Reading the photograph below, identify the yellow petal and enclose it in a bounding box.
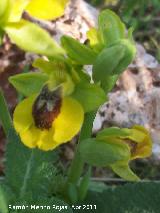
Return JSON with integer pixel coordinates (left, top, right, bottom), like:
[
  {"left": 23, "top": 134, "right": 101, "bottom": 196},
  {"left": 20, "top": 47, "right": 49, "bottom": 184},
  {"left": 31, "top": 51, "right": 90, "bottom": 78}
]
[
  {"left": 37, "top": 129, "right": 57, "bottom": 151},
  {"left": 53, "top": 97, "right": 84, "bottom": 144},
  {"left": 8, "top": 0, "right": 30, "bottom": 22},
  {"left": 87, "top": 28, "right": 99, "bottom": 47},
  {"left": 13, "top": 95, "right": 37, "bottom": 133},
  {"left": 127, "top": 128, "right": 146, "bottom": 143},
  {"left": 20, "top": 124, "right": 41, "bottom": 148},
  {"left": 0, "top": 0, "right": 10, "bottom": 24},
  {"left": 26, "top": 0, "right": 69, "bottom": 20},
  {"left": 87, "top": 27, "right": 103, "bottom": 52},
  {"left": 131, "top": 125, "right": 152, "bottom": 159}
]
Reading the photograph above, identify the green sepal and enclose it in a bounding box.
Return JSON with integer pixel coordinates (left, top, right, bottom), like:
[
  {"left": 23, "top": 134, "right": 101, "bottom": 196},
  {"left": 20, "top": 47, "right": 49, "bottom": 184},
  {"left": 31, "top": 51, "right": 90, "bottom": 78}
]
[
  {"left": 79, "top": 138, "right": 130, "bottom": 167},
  {"left": 71, "top": 82, "right": 106, "bottom": 112},
  {"left": 93, "top": 40, "right": 136, "bottom": 91},
  {"left": 61, "top": 35, "right": 97, "bottom": 65},
  {"left": 5, "top": 19, "right": 65, "bottom": 57},
  {"left": 97, "top": 127, "right": 131, "bottom": 140},
  {"left": 71, "top": 64, "right": 91, "bottom": 83},
  {"left": 76, "top": 69, "right": 91, "bottom": 83},
  {"left": 78, "top": 168, "right": 91, "bottom": 201},
  {"left": 33, "top": 58, "right": 75, "bottom": 96},
  {"left": 93, "top": 44, "right": 125, "bottom": 83},
  {"left": 112, "top": 39, "right": 136, "bottom": 75},
  {"left": 0, "top": 89, "right": 12, "bottom": 136},
  {"left": 111, "top": 162, "right": 140, "bottom": 181},
  {"left": 67, "top": 183, "right": 78, "bottom": 204},
  {"left": 9, "top": 72, "right": 48, "bottom": 96},
  {"left": 33, "top": 58, "right": 67, "bottom": 75},
  {"left": 98, "top": 9, "right": 126, "bottom": 46},
  {"left": 102, "top": 74, "right": 119, "bottom": 93}
]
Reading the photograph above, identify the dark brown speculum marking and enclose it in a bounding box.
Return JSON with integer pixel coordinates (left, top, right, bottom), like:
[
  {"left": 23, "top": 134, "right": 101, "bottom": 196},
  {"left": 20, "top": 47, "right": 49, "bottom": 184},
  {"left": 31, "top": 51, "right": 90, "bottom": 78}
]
[
  {"left": 32, "top": 85, "right": 62, "bottom": 130},
  {"left": 124, "top": 139, "right": 138, "bottom": 155}
]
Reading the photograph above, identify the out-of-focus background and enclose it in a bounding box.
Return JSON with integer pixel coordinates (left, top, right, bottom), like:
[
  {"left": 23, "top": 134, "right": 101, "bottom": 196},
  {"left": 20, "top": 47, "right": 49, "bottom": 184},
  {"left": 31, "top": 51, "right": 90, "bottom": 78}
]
[{"left": 0, "top": 0, "right": 160, "bottom": 182}]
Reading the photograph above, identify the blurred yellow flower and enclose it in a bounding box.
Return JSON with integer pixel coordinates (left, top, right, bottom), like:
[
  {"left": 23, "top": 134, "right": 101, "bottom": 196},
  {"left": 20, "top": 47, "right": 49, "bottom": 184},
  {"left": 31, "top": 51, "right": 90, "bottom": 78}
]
[
  {"left": 9, "top": 0, "right": 69, "bottom": 22},
  {"left": 13, "top": 85, "right": 84, "bottom": 151}
]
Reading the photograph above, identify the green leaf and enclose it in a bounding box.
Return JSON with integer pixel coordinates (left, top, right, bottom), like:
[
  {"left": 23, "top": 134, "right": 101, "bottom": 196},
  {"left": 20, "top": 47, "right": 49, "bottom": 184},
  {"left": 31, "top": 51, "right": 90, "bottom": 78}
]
[
  {"left": 71, "top": 83, "right": 106, "bottom": 112},
  {"left": 5, "top": 19, "right": 65, "bottom": 56},
  {"left": 76, "top": 182, "right": 160, "bottom": 213},
  {"left": 93, "top": 44, "right": 125, "bottom": 84},
  {"left": 11, "top": 197, "right": 73, "bottom": 213},
  {"left": 5, "top": 128, "right": 57, "bottom": 198},
  {"left": 111, "top": 163, "right": 140, "bottom": 182},
  {"left": 0, "top": 89, "right": 12, "bottom": 136},
  {"left": 9, "top": 72, "right": 48, "bottom": 96},
  {"left": 61, "top": 36, "right": 97, "bottom": 65},
  {"left": 98, "top": 9, "right": 126, "bottom": 46},
  {"left": 88, "top": 181, "right": 107, "bottom": 193},
  {"left": 79, "top": 138, "right": 130, "bottom": 167},
  {"left": 0, "top": 185, "right": 10, "bottom": 213}
]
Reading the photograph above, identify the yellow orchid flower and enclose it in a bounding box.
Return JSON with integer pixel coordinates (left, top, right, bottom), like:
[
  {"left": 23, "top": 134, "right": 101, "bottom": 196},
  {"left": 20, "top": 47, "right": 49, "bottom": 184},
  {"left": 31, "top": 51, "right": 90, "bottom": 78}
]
[
  {"left": 97, "top": 125, "right": 152, "bottom": 160},
  {"left": 124, "top": 125, "right": 152, "bottom": 160},
  {"left": 112, "top": 125, "right": 152, "bottom": 181},
  {"left": 13, "top": 85, "right": 84, "bottom": 151},
  {"left": 97, "top": 125, "right": 152, "bottom": 181}
]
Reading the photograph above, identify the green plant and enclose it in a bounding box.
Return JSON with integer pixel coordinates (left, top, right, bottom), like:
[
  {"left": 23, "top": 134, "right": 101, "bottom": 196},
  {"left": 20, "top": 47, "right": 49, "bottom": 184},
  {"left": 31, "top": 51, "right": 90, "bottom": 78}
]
[{"left": 0, "top": 2, "right": 154, "bottom": 212}]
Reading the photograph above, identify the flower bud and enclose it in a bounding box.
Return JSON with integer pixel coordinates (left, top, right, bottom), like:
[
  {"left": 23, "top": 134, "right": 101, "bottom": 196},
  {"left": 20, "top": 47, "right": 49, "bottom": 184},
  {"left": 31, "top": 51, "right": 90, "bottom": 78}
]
[{"left": 93, "top": 38, "right": 136, "bottom": 91}]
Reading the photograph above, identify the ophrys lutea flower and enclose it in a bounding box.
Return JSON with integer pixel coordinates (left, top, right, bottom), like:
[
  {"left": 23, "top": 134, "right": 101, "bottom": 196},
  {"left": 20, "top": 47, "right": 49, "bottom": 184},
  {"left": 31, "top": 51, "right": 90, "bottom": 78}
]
[
  {"left": 97, "top": 125, "right": 152, "bottom": 181},
  {"left": 13, "top": 84, "right": 84, "bottom": 151}
]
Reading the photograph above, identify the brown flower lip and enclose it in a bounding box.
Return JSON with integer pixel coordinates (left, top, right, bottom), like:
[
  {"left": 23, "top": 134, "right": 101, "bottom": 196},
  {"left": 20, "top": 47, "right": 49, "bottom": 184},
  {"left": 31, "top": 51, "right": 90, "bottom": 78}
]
[
  {"left": 32, "top": 85, "right": 62, "bottom": 130},
  {"left": 124, "top": 139, "right": 138, "bottom": 156}
]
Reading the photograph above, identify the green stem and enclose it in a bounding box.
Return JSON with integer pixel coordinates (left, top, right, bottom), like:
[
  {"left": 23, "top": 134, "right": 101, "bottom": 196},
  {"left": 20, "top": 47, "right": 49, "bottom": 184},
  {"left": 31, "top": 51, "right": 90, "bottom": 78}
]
[
  {"left": 67, "top": 111, "right": 96, "bottom": 184},
  {"left": 0, "top": 88, "right": 12, "bottom": 136}
]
